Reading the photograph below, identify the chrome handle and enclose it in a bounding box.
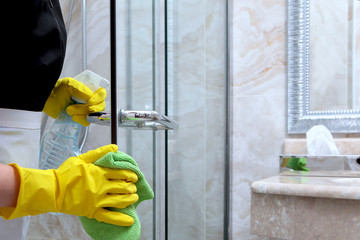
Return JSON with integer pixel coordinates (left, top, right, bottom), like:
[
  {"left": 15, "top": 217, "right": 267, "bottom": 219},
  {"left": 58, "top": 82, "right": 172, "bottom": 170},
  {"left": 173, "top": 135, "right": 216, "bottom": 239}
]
[{"left": 87, "top": 109, "right": 178, "bottom": 131}]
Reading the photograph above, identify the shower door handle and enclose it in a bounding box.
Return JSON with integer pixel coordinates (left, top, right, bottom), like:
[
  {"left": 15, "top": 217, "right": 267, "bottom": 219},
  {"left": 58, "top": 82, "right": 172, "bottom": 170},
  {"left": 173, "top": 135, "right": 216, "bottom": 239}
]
[{"left": 87, "top": 109, "right": 178, "bottom": 131}]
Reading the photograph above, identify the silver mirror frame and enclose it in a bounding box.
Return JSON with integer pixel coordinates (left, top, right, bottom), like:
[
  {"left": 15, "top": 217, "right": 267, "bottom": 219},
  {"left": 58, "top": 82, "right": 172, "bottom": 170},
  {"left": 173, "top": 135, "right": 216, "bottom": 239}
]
[{"left": 287, "top": 0, "right": 360, "bottom": 134}]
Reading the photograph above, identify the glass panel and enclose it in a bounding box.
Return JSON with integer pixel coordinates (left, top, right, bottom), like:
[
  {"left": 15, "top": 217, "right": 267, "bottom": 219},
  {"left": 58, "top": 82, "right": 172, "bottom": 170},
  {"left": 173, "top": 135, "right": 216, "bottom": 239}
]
[
  {"left": 117, "top": 0, "right": 227, "bottom": 239},
  {"left": 116, "top": 1, "right": 162, "bottom": 239},
  {"left": 166, "top": 0, "right": 227, "bottom": 239}
]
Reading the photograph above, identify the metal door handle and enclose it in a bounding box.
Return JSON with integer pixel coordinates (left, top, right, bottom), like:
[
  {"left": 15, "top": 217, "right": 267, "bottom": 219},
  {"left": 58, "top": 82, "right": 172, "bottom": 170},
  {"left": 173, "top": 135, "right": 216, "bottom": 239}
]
[{"left": 87, "top": 109, "right": 178, "bottom": 131}]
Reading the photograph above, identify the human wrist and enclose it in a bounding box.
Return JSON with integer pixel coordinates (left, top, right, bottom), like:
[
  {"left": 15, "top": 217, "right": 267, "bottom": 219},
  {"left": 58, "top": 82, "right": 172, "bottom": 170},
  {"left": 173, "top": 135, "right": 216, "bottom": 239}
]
[
  {"left": 1, "top": 164, "right": 58, "bottom": 219},
  {"left": 0, "top": 164, "right": 20, "bottom": 207}
]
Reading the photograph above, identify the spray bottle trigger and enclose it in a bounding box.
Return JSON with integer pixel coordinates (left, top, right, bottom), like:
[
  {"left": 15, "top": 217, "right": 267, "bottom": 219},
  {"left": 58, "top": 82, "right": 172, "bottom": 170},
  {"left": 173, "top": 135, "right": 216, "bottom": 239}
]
[{"left": 70, "top": 96, "right": 88, "bottom": 104}]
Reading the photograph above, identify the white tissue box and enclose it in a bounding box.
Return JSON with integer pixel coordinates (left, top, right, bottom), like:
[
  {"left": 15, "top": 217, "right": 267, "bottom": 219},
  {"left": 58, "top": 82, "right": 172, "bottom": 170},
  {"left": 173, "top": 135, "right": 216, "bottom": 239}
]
[{"left": 279, "top": 155, "right": 360, "bottom": 172}]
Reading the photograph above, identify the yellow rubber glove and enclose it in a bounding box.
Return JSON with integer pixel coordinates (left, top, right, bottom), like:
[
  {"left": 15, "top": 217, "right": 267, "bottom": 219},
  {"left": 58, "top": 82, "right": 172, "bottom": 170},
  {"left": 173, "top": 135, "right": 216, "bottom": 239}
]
[
  {"left": 0, "top": 145, "right": 139, "bottom": 226},
  {"left": 43, "top": 77, "right": 106, "bottom": 126}
]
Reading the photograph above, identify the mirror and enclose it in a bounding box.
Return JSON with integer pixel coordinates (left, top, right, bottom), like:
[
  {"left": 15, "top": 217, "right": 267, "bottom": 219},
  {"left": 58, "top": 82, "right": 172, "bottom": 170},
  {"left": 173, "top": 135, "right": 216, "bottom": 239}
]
[{"left": 287, "top": 0, "right": 360, "bottom": 134}]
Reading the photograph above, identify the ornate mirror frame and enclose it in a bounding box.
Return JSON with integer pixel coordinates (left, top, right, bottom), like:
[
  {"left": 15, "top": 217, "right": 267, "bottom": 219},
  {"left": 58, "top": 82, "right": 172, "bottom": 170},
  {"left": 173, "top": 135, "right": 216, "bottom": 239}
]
[{"left": 287, "top": 0, "right": 360, "bottom": 134}]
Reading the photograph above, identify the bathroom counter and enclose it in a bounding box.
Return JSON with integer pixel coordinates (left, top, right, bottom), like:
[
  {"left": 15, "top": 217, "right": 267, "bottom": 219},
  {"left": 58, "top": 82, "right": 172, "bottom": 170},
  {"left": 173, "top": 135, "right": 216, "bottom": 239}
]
[
  {"left": 250, "top": 171, "right": 360, "bottom": 240},
  {"left": 251, "top": 170, "right": 360, "bottom": 200}
]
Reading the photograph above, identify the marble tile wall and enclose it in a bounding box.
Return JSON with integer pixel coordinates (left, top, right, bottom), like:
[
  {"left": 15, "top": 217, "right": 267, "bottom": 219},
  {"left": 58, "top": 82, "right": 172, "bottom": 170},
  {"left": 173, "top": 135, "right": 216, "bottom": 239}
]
[
  {"left": 231, "top": 0, "right": 360, "bottom": 239},
  {"left": 231, "top": 0, "right": 287, "bottom": 238}
]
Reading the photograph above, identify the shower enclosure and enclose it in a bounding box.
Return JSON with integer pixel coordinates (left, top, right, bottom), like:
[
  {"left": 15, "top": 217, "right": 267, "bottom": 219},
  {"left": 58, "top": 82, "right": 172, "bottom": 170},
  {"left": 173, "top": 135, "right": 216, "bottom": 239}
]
[
  {"left": 113, "top": 2, "right": 230, "bottom": 238},
  {"left": 32, "top": 0, "right": 229, "bottom": 239}
]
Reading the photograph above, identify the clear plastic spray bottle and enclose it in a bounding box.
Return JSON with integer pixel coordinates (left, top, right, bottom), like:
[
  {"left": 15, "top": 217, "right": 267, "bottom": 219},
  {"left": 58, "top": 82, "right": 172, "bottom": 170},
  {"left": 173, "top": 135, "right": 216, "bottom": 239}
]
[{"left": 39, "top": 70, "right": 109, "bottom": 170}]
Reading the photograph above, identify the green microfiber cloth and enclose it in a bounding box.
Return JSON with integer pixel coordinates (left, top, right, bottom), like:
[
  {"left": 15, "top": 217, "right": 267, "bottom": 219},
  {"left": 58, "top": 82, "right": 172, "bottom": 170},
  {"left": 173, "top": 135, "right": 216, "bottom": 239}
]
[{"left": 79, "top": 151, "right": 154, "bottom": 240}]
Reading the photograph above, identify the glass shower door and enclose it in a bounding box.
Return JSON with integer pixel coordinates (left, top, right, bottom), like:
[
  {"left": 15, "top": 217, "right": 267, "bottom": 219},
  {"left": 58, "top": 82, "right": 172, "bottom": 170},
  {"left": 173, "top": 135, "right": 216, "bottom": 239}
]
[
  {"left": 115, "top": 1, "right": 166, "bottom": 239},
  {"left": 115, "top": 0, "right": 228, "bottom": 239},
  {"left": 165, "top": 0, "right": 228, "bottom": 239}
]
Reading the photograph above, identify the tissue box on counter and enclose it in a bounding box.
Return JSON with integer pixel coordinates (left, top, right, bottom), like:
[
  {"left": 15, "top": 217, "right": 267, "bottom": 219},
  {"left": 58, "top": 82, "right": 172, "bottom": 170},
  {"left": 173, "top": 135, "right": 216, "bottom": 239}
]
[
  {"left": 279, "top": 155, "right": 360, "bottom": 172},
  {"left": 281, "top": 125, "right": 360, "bottom": 172}
]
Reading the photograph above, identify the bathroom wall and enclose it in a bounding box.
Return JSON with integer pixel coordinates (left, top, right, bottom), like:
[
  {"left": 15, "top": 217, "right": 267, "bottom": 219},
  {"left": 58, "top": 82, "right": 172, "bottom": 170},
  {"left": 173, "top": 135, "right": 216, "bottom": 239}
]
[
  {"left": 230, "top": 0, "right": 287, "bottom": 238},
  {"left": 231, "top": 0, "right": 360, "bottom": 239}
]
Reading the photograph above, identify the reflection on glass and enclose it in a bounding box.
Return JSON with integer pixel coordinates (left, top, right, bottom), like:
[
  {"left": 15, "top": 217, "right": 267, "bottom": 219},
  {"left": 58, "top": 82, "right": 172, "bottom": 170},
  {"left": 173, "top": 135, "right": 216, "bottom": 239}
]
[{"left": 309, "top": 0, "right": 360, "bottom": 111}]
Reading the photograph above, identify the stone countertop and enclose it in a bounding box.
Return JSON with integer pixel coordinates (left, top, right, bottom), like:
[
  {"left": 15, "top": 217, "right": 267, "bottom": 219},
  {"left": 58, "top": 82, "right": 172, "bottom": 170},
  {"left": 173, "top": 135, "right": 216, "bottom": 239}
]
[{"left": 251, "top": 171, "right": 360, "bottom": 200}]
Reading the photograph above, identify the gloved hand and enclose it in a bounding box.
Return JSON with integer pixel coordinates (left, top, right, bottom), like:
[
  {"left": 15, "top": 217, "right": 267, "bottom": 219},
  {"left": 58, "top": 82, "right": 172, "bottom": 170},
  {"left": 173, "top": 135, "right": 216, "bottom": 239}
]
[
  {"left": 43, "top": 77, "right": 106, "bottom": 126},
  {"left": 0, "top": 145, "right": 139, "bottom": 226}
]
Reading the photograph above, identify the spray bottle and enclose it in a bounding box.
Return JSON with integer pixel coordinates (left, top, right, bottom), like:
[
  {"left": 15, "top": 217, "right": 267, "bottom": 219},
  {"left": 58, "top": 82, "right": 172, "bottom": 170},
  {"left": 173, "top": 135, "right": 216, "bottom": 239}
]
[{"left": 39, "top": 70, "right": 109, "bottom": 170}]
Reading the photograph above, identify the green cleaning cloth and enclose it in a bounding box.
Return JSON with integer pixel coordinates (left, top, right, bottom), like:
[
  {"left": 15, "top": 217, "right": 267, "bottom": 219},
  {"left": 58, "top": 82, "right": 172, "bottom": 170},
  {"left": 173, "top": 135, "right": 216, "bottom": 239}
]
[{"left": 79, "top": 151, "right": 154, "bottom": 240}]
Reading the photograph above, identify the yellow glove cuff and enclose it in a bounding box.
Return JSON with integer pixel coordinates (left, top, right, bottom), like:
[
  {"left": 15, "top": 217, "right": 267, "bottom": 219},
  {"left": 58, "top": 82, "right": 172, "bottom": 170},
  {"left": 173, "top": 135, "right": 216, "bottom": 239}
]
[{"left": 0, "top": 165, "right": 57, "bottom": 219}]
